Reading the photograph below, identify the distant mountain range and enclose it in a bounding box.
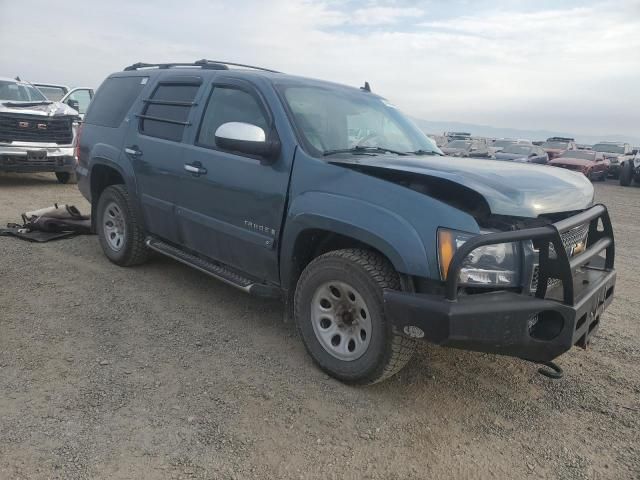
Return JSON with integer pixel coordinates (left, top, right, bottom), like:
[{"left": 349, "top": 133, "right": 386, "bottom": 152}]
[{"left": 412, "top": 118, "right": 640, "bottom": 146}]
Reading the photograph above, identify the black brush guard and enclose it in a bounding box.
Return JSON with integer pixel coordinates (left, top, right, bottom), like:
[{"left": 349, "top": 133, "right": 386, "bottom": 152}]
[{"left": 384, "top": 204, "right": 616, "bottom": 362}]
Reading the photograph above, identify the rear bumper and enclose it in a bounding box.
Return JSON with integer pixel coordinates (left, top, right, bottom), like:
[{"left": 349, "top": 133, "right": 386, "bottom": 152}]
[
  {"left": 385, "top": 267, "right": 615, "bottom": 362},
  {"left": 0, "top": 144, "right": 75, "bottom": 173},
  {"left": 385, "top": 204, "right": 616, "bottom": 362}
]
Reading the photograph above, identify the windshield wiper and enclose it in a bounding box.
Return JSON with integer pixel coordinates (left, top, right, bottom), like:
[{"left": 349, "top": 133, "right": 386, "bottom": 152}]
[
  {"left": 323, "top": 146, "right": 408, "bottom": 157},
  {"left": 407, "top": 149, "right": 443, "bottom": 156}
]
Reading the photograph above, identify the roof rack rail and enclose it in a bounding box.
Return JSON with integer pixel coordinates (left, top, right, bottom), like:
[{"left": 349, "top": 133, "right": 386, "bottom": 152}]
[{"left": 123, "top": 59, "right": 281, "bottom": 73}]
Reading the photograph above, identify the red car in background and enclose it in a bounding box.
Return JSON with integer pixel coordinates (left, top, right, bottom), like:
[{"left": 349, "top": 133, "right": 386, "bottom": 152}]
[
  {"left": 548, "top": 150, "right": 609, "bottom": 181},
  {"left": 541, "top": 136, "right": 577, "bottom": 160}
]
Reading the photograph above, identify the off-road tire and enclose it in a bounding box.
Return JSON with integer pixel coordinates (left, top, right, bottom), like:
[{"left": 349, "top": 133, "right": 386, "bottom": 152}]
[
  {"left": 620, "top": 161, "right": 633, "bottom": 186},
  {"left": 294, "top": 248, "right": 416, "bottom": 385},
  {"left": 96, "top": 184, "right": 150, "bottom": 266},
  {"left": 55, "top": 172, "right": 71, "bottom": 184}
]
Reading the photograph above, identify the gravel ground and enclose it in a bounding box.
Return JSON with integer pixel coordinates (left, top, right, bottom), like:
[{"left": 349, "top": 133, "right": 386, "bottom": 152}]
[{"left": 0, "top": 172, "right": 639, "bottom": 480}]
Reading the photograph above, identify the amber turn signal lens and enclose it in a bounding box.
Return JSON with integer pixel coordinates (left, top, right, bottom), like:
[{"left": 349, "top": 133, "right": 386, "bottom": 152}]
[{"left": 438, "top": 229, "right": 455, "bottom": 280}]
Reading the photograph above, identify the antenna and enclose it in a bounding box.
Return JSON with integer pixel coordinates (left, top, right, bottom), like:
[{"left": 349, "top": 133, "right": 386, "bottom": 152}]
[{"left": 360, "top": 81, "right": 371, "bottom": 92}]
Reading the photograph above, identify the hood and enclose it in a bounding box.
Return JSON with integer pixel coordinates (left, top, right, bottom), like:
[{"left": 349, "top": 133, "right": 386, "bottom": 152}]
[
  {"left": 0, "top": 100, "right": 79, "bottom": 117},
  {"left": 549, "top": 157, "right": 593, "bottom": 168},
  {"left": 330, "top": 155, "right": 594, "bottom": 218}
]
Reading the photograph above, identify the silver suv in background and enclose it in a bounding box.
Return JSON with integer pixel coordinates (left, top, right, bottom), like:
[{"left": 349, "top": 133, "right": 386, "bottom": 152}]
[
  {"left": 0, "top": 77, "right": 80, "bottom": 183},
  {"left": 592, "top": 141, "right": 634, "bottom": 178}
]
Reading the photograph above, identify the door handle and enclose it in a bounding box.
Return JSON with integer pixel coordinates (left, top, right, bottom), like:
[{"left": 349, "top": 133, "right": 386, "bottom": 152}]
[
  {"left": 184, "top": 162, "right": 207, "bottom": 176},
  {"left": 124, "top": 146, "right": 142, "bottom": 157}
]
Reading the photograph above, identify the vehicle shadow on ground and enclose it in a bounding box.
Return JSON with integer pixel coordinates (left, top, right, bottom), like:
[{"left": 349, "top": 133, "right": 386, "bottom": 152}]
[
  {"left": 146, "top": 252, "right": 540, "bottom": 395},
  {"left": 0, "top": 172, "right": 61, "bottom": 187}
]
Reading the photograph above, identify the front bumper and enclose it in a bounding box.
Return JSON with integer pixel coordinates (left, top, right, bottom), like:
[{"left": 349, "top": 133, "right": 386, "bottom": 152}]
[
  {"left": 385, "top": 205, "right": 616, "bottom": 363},
  {"left": 0, "top": 144, "right": 75, "bottom": 173}
]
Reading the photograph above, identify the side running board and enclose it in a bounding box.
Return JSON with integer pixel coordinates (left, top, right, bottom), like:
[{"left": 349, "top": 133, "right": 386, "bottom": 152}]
[{"left": 145, "top": 237, "right": 280, "bottom": 298}]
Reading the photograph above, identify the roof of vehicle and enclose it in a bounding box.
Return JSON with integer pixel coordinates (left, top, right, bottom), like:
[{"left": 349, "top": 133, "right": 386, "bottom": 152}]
[
  {"left": 117, "top": 59, "right": 381, "bottom": 97},
  {"left": 546, "top": 136, "right": 575, "bottom": 142},
  {"left": 594, "top": 141, "right": 627, "bottom": 146},
  {"left": 0, "top": 76, "right": 25, "bottom": 83},
  {"left": 33, "top": 82, "right": 70, "bottom": 89}
]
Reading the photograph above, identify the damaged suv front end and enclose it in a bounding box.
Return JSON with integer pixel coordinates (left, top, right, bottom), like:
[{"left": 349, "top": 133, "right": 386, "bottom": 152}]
[
  {"left": 0, "top": 77, "right": 79, "bottom": 183},
  {"left": 324, "top": 153, "right": 615, "bottom": 366},
  {"left": 386, "top": 205, "right": 615, "bottom": 363}
]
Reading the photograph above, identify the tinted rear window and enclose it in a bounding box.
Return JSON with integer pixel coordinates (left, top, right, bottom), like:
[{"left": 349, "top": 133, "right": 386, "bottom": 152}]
[
  {"left": 84, "top": 76, "right": 147, "bottom": 128},
  {"left": 139, "top": 84, "right": 199, "bottom": 142}
]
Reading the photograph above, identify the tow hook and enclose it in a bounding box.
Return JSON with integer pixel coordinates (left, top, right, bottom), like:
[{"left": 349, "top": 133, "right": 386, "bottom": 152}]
[{"left": 531, "top": 360, "right": 564, "bottom": 379}]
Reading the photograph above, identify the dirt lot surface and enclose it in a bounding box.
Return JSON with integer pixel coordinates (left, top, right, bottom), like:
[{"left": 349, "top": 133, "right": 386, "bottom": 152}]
[{"left": 0, "top": 172, "right": 639, "bottom": 480}]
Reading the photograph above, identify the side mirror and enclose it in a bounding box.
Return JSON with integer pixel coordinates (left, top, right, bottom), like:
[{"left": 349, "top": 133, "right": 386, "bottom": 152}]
[
  {"left": 528, "top": 153, "right": 536, "bottom": 158},
  {"left": 67, "top": 99, "right": 80, "bottom": 112},
  {"left": 214, "top": 122, "right": 279, "bottom": 162}
]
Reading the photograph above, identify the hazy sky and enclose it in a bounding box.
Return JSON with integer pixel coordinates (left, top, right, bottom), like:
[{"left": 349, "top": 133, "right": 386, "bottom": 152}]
[{"left": 1, "top": 0, "right": 639, "bottom": 137}]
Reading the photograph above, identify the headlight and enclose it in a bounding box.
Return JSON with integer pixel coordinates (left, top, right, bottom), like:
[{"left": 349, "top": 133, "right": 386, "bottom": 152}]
[{"left": 437, "top": 229, "right": 521, "bottom": 287}]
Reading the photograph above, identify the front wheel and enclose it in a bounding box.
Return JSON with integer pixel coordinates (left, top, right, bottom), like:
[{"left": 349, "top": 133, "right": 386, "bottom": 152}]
[
  {"left": 294, "top": 249, "right": 416, "bottom": 385},
  {"left": 620, "top": 161, "right": 633, "bottom": 186}
]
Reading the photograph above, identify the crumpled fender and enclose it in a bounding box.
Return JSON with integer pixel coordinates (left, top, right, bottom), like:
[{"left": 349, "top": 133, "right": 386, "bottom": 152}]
[{"left": 279, "top": 191, "right": 430, "bottom": 287}]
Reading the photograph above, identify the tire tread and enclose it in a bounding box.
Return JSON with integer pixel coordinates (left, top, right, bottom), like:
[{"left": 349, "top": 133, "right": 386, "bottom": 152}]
[{"left": 294, "top": 248, "right": 416, "bottom": 384}]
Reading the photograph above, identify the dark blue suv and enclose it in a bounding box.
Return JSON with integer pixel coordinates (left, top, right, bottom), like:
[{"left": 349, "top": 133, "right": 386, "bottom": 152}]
[{"left": 77, "top": 60, "right": 616, "bottom": 384}]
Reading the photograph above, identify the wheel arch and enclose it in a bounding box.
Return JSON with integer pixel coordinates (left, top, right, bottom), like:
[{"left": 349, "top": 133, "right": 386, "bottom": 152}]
[
  {"left": 280, "top": 193, "right": 431, "bottom": 293},
  {"left": 89, "top": 158, "right": 140, "bottom": 230}
]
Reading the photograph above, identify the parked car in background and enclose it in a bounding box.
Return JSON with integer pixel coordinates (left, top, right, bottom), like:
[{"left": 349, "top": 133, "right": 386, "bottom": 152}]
[
  {"left": 0, "top": 76, "right": 80, "bottom": 183},
  {"left": 494, "top": 144, "right": 548, "bottom": 163},
  {"left": 489, "top": 138, "right": 532, "bottom": 156},
  {"left": 444, "top": 131, "right": 471, "bottom": 142},
  {"left": 592, "top": 141, "right": 634, "bottom": 179},
  {"left": 577, "top": 144, "right": 593, "bottom": 151},
  {"left": 548, "top": 150, "right": 608, "bottom": 181},
  {"left": 541, "top": 136, "right": 577, "bottom": 160},
  {"left": 427, "top": 134, "right": 447, "bottom": 147},
  {"left": 619, "top": 149, "right": 640, "bottom": 186},
  {"left": 441, "top": 138, "right": 490, "bottom": 157}
]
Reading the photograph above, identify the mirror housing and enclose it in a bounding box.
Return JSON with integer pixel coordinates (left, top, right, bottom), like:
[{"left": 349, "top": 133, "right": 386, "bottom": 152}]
[
  {"left": 67, "top": 99, "right": 80, "bottom": 112},
  {"left": 214, "top": 122, "right": 279, "bottom": 163}
]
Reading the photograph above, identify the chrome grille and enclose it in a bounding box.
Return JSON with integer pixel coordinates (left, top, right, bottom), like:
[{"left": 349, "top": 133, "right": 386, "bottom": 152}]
[{"left": 530, "top": 223, "right": 589, "bottom": 292}]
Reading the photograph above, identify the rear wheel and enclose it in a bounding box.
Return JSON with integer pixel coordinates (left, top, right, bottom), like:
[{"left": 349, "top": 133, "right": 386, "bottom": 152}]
[
  {"left": 620, "top": 161, "right": 633, "bottom": 186},
  {"left": 294, "top": 249, "right": 416, "bottom": 385},
  {"left": 55, "top": 172, "right": 71, "bottom": 184},
  {"left": 96, "top": 184, "right": 150, "bottom": 266}
]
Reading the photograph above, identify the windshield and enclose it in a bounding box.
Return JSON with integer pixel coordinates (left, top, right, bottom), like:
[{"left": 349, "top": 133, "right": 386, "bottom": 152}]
[
  {"left": 0, "top": 80, "right": 48, "bottom": 102},
  {"left": 559, "top": 150, "right": 595, "bottom": 160},
  {"left": 35, "top": 85, "right": 67, "bottom": 101},
  {"left": 502, "top": 145, "right": 532, "bottom": 155},
  {"left": 592, "top": 143, "right": 624, "bottom": 154},
  {"left": 542, "top": 141, "right": 568, "bottom": 149},
  {"left": 446, "top": 140, "right": 471, "bottom": 149},
  {"left": 279, "top": 85, "right": 441, "bottom": 157},
  {"left": 492, "top": 140, "right": 515, "bottom": 148}
]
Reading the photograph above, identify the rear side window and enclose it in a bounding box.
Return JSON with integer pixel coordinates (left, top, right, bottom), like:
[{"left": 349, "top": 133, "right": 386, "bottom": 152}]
[
  {"left": 197, "top": 87, "right": 269, "bottom": 148},
  {"left": 84, "top": 76, "right": 147, "bottom": 128},
  {"left": 139, "top": 84, "right": 199, "bottom": 142}
]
